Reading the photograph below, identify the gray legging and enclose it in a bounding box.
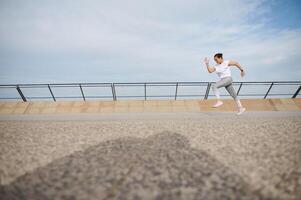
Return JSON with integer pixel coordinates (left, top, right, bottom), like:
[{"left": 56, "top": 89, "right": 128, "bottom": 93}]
[{"left": 211, "top": 76, "right": 238, "bottom": 100}]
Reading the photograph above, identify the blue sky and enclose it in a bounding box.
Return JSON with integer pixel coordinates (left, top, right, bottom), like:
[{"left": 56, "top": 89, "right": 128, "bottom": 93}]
[{"left": 0, "top": 0, "right": 301, "bottom": 84}]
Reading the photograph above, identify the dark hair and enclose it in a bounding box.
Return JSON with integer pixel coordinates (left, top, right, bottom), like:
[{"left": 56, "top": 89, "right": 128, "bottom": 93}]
[{"left": 214, "top": 53, "right": 223, "bottom": 58}]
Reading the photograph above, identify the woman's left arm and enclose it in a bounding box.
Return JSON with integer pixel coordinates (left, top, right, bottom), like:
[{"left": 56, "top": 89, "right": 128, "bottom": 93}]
[{"left": 228, "top": 60, "right": 245, "bottom": 77}]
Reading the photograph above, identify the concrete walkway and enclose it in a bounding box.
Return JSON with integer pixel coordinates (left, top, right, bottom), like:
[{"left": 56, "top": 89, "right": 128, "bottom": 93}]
[{"left": 0, "top": 111, "right": 301, "bottom": 199}]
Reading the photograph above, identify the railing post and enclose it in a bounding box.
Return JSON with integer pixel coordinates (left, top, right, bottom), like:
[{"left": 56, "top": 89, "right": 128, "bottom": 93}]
[
  {"left": 16, "top": 86, "right": 27, "bottom": 102},
  {"left": 264, "top": 82, "right": 274, "bottom": 99},
  {"left": 237, "top": 82, "right": 243, "bottom": 95},
  {"left": 144, "top": 83, "right": 147, "bottom": 100},
  {"left": 111, "top": 83, "right": 114, "bottom": 101},
  {"left": 79, "top": 84, "right": 86, "bottom": 101},
  {"left": 174, "top": 82, "right": 179, "bottom": 100},
  {"left": 292, "top": 86, "right": 301, "bottom": 98},
  {"left": 48, "top": 84, "right": 56, "bottom": 102},
  {"left": 111, "top": 83, "right": 116, "bottom": 101},
  {"left": 204, "top": 82, "right": 211, "bottom": 100}
]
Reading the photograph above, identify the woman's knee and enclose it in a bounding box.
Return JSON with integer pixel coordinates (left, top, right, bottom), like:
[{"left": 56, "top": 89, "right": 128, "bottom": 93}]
[
  {"left": 211, "top": 83, "right": 216, "bottom": 89},
  {"left": 212, "top": 83, "right": 221, "bottom": 89}
]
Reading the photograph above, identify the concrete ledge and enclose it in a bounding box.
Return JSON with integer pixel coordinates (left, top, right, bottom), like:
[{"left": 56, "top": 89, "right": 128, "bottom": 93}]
[{"left": 0, "top": 98, "right": 300, "bottom": 115}]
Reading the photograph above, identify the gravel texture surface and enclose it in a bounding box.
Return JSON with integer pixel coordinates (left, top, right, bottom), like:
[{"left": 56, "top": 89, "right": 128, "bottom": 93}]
[{"left": 0, "top": 112, "right": 301, "bottom": 199}]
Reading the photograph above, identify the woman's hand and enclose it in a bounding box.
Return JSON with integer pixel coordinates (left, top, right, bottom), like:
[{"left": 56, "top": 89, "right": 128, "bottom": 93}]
[
  {"left": 240, "top": 69, "right": 246, "bottom": 77},
  {"left": 204, "top": 57, "right": 216, "bottom": 73},
  {"left": 204, "top": 57, "right": 209, "bottom": 65}
]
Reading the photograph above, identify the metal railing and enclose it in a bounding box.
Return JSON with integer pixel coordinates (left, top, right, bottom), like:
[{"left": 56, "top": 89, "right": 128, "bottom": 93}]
[{"left": 0, "top": 81, "right": 300, "bottom": 102}]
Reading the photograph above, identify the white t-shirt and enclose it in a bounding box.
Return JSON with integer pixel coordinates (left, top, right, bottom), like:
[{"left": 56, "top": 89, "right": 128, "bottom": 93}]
[{"left": 215, "top": 60, "right": 231, "bottom": 79}]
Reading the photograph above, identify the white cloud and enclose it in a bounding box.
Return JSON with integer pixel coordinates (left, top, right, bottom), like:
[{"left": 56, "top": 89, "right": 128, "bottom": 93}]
[{"left": 0, "top": 0, "right": 300, "bottom": 83}]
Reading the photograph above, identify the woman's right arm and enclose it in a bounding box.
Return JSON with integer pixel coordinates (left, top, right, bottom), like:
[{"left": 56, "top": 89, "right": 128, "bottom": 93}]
[
  {"left": 204, "top": 57, "right": 216, "bottom": 73},
  {"left": 228, "top": 60, "right": 245, "bottom": 77}
]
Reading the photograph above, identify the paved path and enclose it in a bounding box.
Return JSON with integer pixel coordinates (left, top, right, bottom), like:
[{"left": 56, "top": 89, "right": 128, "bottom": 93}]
[{"left": 1, "top": 111, "right": 301, "bottom": 199}]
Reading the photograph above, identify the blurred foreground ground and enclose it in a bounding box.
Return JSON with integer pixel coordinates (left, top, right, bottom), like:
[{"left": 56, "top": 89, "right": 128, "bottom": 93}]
[{"left": 0, "top": 111, "right": 301, "bottom": 200}]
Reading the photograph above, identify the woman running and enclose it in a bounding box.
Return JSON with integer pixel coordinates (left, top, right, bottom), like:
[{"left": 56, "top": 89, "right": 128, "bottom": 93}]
[{"left": 204, "top": 53, "right": 246, "bottom": 115}]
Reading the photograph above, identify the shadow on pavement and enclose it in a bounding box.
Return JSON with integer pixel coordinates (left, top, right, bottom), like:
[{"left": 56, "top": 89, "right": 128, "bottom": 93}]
[{"left": 1, "top": 131, "right": 266, "bottom": 200}]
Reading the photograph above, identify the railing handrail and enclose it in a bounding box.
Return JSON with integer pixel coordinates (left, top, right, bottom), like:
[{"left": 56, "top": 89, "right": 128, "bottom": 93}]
[{"left": 1, "top": 80, "right": 301, "bottom": 87}]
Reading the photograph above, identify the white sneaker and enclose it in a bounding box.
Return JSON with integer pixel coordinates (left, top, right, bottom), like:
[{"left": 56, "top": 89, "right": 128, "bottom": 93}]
[
  {"left": 212, "top": 101, "right": 223, "bottom": 108},
  {"left": 236, "top": 107, "right": 246, "bottom": 115}
]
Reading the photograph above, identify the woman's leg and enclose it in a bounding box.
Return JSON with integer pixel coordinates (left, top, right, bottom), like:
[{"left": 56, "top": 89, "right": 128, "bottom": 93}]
[
  {"left": 212, "top": 77, "right": 233, "bottom": 99},
  {"left": 211, "top": 83, "right": 221, "bottom": 100},
  {"left": 211, "top": 77, "right": 233, "bottom": 107},
  {"left": 225, "top": 83, "right": 246, "bottom": 114},
  {"left": 225, "top": 84, "right": 242, "bottom": 108}
]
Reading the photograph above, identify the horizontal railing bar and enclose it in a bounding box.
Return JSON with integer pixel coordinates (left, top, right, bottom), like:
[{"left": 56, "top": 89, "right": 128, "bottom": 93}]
[
  {"left": 236, "top": 93, "right": 294, "bottom": 96},
  {"left": 115, "top": 85, "right": 178, "bottom": 87},
  {"left": 77, "top": 85, "right": 112, "bottom": 88},
  {"left": 114, "top": 82, "right": 208, "bottom": 84},
  {"left": 0, "top": 86, "right": 17, "bottom": 88},
  {"left": 38, "top": 83, "right": 301, "bottom": 87},
  {"left": 0, "top": 81, "right": 301, "bottom": 87},
  {"left": 61, "top": 84, "right": 111, "bottom": 87},
  {"left": 83, "top": 96, "right": 117, "bottom": 99},
  {"left": 4, "top": 83, "right": 112, "bottom": 86},
  {"left": 112, "top": 81, "right": 301, "bottom": 84},
  {"left": 23, "top": 96, "right": 114, "bottom": 99},
  {"left": 25, "top": 97, "right": 53, "bottom": 99},
  {"left": 45, "top": 96, "right": 113, "bottom": 99},
  {"left": 260, "top": 94, "right": 298, "bottom": 96},
  {"left": 73, "top": 96, "right": 115, "bottom": 98},
  {"left": 86, "top": 82, "right": 301, "bottom": 87},
  {"left": 0, "top": 97, "right": 21, "bottom": 100}
]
